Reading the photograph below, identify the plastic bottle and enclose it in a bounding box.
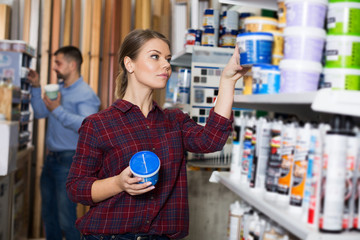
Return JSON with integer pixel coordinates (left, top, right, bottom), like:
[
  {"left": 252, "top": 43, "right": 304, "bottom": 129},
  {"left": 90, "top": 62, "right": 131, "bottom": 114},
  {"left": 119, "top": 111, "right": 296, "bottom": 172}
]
[
  {"left": 231, "top": 116, "right": 244, "bottom": 181},
  {"left": 308, "top": 124, "right": 331, "bottom": 228},
  {"left": 343, "top": 117, "right": 358, "bottom": 230},
  {"left": 264, "top": 120, "right": 283, "bottom": 201},
  {"left": 289, "top": 123, "right": 312, "bottom": 215},
  {"left": 246, "top": 212, "right": 260, "bottom": 240},
  {"left": 241, "top": 117, "right": 256, "bottom": 183},
  {"left": 277, "top": 123, "right": 297, "bottom": 205},
  {"left": 354, "top": 129, "right": 360, "bottom": 230},
  {"left": 320, "top": 115, "right": 348, "bottom": 232},
  {"left": 228, "top": 201, "right": 245, "bottom": 240}
]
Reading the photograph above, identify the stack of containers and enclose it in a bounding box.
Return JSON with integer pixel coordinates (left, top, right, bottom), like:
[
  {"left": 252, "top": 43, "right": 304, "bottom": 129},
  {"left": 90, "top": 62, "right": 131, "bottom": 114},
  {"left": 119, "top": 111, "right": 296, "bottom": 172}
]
[
  {"left": 201, "top": 9, "right": 220, "bottom": 47},
  {"left": 323, "top": 0, "right": 360, "bottom": 90},
  {"left": 219, "top": 10, "right": 239, "bottom": 48},
  {"left": 279, "top": 0, "right": 328, "bottom": 93},
  {"left": 237, "top": 16, "right": 282, "bottom": 95}
]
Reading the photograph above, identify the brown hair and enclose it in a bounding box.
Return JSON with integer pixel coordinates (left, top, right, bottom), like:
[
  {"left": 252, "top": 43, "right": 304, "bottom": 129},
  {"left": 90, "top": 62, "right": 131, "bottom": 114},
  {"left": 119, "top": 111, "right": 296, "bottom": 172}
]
[{"left": 114, "top": 29, "right": 171, "bottom": 99}]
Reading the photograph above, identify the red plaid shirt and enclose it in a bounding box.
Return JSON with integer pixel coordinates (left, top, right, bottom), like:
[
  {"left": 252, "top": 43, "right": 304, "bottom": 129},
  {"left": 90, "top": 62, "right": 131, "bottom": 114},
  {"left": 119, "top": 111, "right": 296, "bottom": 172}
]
[{"left": 66, "top": 99, "right": 233, "bottom": 239}]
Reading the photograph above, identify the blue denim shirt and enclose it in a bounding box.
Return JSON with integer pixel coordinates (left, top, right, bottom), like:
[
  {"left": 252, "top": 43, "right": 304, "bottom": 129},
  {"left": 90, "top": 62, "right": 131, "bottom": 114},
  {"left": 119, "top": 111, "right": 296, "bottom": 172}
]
[{"left": 31, "top": 77, "right": 100, "bottom": 151}]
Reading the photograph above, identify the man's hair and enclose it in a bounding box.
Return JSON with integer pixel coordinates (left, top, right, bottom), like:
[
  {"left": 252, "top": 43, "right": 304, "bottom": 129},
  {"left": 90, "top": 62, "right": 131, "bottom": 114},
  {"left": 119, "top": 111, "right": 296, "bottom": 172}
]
[{"left": 54, "top": 46, "right": 83, "bottom": 73}]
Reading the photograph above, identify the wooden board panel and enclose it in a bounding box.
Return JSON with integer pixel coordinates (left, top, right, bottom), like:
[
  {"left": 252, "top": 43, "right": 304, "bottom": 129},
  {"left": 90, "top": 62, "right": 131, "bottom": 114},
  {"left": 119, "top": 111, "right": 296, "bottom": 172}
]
[
  {"left": 89, "top": 0, "right": 102, "bottom": 94},
  {"left": 71, "top": 0, "right": 81, "bottom": 47},
  {"left": 50, "top": 0, "right": 61, "bottom": 84},
  {"left": 120, "top": 0, "right": 131, "bottom": 42},
  {"left": 135, "top": 0, "right": 142, "bottom": 29},
  {"left": 22, "top": 0, "right": 31, "bottom": 42},
  {"left": 99, "top": 0, "right": 114, "bottom": 110},
  {"left": 81, "top": 0, "right": 92, "bottom": 84},
  {"left": 63, "top": 0, "right": 72, "bottom": 46},
  {"left": 32, "top": 0, "right": 52, "bottom": 237},
  {"left": 0, "top": 4, "right": 11, "bottom": 39},
  {"left": 141, "top": 0, "right": 151, "bottom": 29}
]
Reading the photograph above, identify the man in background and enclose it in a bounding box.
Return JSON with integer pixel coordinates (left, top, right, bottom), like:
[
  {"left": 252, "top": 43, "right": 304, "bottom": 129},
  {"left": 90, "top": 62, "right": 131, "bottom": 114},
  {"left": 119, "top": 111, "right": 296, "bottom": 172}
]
[{"left": 28, "top": 46, "right": 100, "bottom": 240}]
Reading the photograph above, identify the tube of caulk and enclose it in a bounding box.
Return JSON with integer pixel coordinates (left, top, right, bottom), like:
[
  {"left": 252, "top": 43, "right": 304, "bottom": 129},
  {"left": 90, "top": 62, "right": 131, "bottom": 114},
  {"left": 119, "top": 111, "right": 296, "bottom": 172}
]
[
  {"left": 264, "top": 120, "right": 283, "bottom": 202},
  {"left": 320, "top": 115, "right": 347, "bottom": 233},
  {"left": 354, "top": 129, "right": 360, "bottom": 230},
  {"left": 277, "top": 122, "right": 297, "bottom": 206},
  {"left": 228, "top": 201, "right": 245, "bottom": 240},
  {"left": 343, "top": 117, "right": 358, "bottom": 230},
  {"left": 289, "top": 123, "right": 311, "bottom": 216},
  {"left": 230, "top": 115, "right": 244, "bottom": 181},
  {"left": 241, "top": 117, "right": 256, "bottom": 183},
  {"left": 307, "top": 124, "right": 330, "bottom": 228},
  {"left": 253, "top": 118, "right": 272, "bottom": 191},
  {"left": 249, "top": 117, "right": 262, "bottom": 188}
]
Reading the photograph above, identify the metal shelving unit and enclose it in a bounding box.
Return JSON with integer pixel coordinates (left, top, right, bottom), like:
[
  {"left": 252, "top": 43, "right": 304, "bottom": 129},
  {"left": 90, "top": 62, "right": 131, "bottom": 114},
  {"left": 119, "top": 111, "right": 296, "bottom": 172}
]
[{"left": 211, "top": 171, "right": 360, "bottom": 240}]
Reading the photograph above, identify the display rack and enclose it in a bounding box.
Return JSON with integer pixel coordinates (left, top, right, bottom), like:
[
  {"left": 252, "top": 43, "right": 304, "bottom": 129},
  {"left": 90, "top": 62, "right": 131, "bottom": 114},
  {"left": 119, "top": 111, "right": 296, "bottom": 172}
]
[
  {"left": 210, "top": 171, "right": 360, "bottom": 240},
  {"left": 219, "top": 0, "right": 278, "bottom": 10}
]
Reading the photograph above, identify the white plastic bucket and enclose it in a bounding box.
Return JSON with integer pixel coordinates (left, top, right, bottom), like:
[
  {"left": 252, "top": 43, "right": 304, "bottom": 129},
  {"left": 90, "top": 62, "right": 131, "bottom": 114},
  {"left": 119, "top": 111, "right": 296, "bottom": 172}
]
[
  {"left": 284, "top": 27, "right": 326, "bottom": 62},
  {"left": 327, "top": 2, "right": 360, "bottom": 36},
  {"left": 279, "top": 60, "right": 323, "bottom": 93},
  {"left": 323, "top": 68, "right": 360, "bottom": 90},
  {"left": 325, "top": 35, "right": 360, "bottom": 69},
  {"left": 285, "top": 0, "right": 328, "bottom": 28}
]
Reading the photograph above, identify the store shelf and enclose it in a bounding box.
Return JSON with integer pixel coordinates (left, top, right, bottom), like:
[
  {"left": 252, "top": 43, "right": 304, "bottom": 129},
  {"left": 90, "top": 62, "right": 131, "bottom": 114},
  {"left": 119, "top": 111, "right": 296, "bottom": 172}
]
[
  {"left": 233, "top": 92, "right": 318, "bottom": 120},
  {"left": 210, "top": 171, "right": 360, "bottom": 240},
  {"left": 219, "top": 0, "right": 278, "bottom": 10},
  {"left": 187, "top": 159, "right": 230, "bottom": 169},
  {"left": 311, "top": 89, "right": 360, "bottom": 118},
  {"left": 171, "top": 45, "right": 193, "bottom": 68}
]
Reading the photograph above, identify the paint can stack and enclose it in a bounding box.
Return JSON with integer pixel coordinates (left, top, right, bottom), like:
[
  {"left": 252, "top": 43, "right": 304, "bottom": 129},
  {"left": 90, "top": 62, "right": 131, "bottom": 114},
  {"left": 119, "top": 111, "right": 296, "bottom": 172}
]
[
  {"left": 279, "top": 0, "right": 328, "bottom": 93},
  {"left": 322, "top": 0, "right": 360, "bottom": 91}
]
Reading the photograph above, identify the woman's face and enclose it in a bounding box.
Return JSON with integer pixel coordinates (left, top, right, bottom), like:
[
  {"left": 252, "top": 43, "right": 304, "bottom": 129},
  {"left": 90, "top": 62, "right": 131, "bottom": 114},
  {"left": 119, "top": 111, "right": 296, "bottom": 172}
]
[{"left": 129, "top": 38, "right": 172, "bottom": 89}]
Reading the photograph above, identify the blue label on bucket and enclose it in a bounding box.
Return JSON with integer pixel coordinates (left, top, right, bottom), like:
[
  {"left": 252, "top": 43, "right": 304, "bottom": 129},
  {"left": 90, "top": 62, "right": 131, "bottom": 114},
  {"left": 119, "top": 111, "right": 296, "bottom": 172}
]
[{"left": 240, "top": 39, "right": 273, "bottom": 65}]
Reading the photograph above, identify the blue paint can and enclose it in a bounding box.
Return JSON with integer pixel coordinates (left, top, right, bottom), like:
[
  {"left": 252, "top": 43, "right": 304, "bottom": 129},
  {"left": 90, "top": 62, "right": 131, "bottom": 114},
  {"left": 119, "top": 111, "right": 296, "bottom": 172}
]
[
  {"left": 236, "top": 32, "right": 274, "bottom": 66},
  {"left": 129, "top": 151, "right": 160, "bottom": 186}
]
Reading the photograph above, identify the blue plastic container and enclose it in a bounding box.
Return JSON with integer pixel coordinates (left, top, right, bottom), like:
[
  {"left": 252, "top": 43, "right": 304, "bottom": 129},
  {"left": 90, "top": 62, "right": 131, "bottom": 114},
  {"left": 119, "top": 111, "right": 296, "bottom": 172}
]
[
  {"left": 258, "top": 64, "right": 281, "bottom": 94},
  {"left": 129, "top": 151, "right": 160, "bottom": 186},
  {"left": 236, "top": 32, "right": 274, "bottom": 66}
]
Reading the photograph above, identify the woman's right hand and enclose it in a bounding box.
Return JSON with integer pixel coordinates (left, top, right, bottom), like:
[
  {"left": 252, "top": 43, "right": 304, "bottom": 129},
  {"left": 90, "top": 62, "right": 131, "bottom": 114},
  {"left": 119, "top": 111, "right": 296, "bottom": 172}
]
[{"left": 116, "top": 166, "right": 155, "bottom": 195}]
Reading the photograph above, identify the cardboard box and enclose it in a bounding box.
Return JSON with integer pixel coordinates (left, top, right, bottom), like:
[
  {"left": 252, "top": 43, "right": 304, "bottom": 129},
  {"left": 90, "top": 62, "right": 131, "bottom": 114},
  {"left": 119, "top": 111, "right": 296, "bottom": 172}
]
[{"left": 0, "top": 121, "right": 18, "bottom": 176}]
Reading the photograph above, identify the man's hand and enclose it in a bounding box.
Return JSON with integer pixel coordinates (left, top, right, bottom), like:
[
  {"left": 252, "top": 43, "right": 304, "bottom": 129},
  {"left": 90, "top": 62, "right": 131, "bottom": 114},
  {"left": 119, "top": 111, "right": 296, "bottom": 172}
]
[
  {"left": 44, "top": 92, "right": 61, "bottom": 112},
  {"left": 27, "top": 69, "right": 41, "bottom": 87}
]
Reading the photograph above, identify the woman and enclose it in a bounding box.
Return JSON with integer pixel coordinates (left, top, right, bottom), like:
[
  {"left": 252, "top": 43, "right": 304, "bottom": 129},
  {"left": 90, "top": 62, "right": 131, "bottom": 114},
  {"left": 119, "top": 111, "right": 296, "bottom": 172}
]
[{"left": 66, "top": 29, "right": 249, "bottom": 240}]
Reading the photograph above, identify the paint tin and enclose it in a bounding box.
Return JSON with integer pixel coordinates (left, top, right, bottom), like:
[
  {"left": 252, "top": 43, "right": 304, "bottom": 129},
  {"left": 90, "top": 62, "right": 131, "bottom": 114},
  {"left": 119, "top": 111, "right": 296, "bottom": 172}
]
[
  {"left": 203, "top": 9, "right": 220, "bottom": 29},
  {"left": 237, "top": 32, "right": 274, "bottom": 66},
  {"left": 285, "top": 0, "right": 328, "bottom": 28},
  {"left": 323, "top": 68, "right": 360, "bottom": 90},
  {"left": 325, "top": 35, "right": 360, "bottom": 69},
  {"left": 129, "top": 151, "right": 160, "bottom": 186},
  {"left": 327, "top": 2, "right": 360, "bottom": 36},
  {"left": 283, "top": 27, "right": 326, "bottom": 62},
  {"left": 185, "top": 29, "right": 196, "bottom": 45},
  {"left": 244, "top": 16, "right": 278, "bottom": 32},
  {"left": 202, "top": 28, "right": 218, "bottom": 47},
  {"left": 279, "top": 59, "right": 323, "bottom": 93},
  {"left": 258, "top": 64, "right": 281, "bottom": 94}
]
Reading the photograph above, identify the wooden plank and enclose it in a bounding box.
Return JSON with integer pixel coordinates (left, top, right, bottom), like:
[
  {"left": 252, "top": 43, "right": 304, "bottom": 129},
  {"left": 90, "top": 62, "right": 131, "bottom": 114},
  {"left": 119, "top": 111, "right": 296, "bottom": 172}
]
[
  {"left": 142, "top": 0, "right": 151, "bottom": 29},
  {"left": 32, "top": 0, "right": 52, "bottom": 237},
  {"left": 135, "top": 0, "right": 142, "bottom": 29},
  {"left": 71, "top": 0, "right": 81, "bottom": 47},
  {"left": 99, "top": 0, "right": 114, "bottom": 110},
  {"left": 109, "top": 0, "right": 122, "bottom": 103},
  {"left": 22, "top": 0, "right": 31, "bottom": 42},
  {"left": 81, "top": 0, "right": 92, "bottom": 84},
  {"left": 63, "top": 0, "right": 72, "bottom": 46},
  {"left": 120, "top": 0, "right": 131, "bottom": 42},
  {"left": 89, "top": 0, "right": 102, "bottom": 94},
  {"left": 0, "top": 4, "right": 11, "bottom": 39},
  {"left": 50, "top": 0, "right": 61, "bottom": 84}
]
